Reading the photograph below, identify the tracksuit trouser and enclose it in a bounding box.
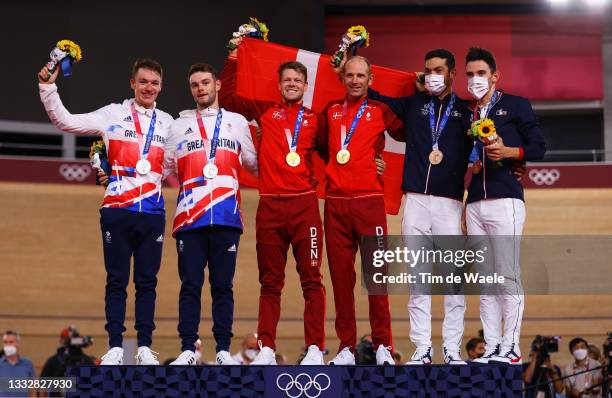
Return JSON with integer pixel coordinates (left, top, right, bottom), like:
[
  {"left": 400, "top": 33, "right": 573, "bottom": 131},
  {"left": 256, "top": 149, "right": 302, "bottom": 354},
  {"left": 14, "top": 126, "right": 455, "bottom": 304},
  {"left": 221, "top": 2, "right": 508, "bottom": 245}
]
[
  {"left": 255, "top": 193, "right": 326, "bottom": 350},
  {"left": 175, "top": 225, "right": 241, "bottom": 353},
  {"left": 324, "top": 195, "right": 393, "bottom": 353},
  {"left": 466, "top": 198, "right": 525, "bottom": 353},
  {"left": 100, "top": 207, "right": 165, "bottom": 348},
  {"left": 402, "top": 193, "right": 466, "bottom": 352}
]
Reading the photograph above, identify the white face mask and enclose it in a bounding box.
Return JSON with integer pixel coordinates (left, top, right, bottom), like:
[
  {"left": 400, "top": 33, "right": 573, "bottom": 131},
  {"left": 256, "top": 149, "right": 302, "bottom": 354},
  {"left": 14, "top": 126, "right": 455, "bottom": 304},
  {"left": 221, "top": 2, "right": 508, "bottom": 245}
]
[
  {"left": 194, "top": 350, "right": 202, "bottom": 364},
  {"left": 424, "top": 74, "right": 447, "bottom": 96},
  {"left": 573, "top": 348, "right": 588, "bottom": 361},
  {"left": 244, "top": 348, "right": 258, "bottom": 361},
  {"left": 3, "top": 345, "right": 17, "bottom": 356},
  {"left": 468, "top": 76, "right": 490, "bottom": 100}
]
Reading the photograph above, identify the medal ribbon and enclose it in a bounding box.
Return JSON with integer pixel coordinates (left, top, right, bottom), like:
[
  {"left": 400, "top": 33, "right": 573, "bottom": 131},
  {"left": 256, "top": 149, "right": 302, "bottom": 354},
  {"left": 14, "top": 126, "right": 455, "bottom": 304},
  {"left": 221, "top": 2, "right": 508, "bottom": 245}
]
[
  {"left": 428, "top": 93, "right": 455, "bottom": 151},
  {"left": 471, "top": 90, "right": 501, "bottom": 160},
  {"left": 340, "top": 98, "right": 368, "bottom": 149},
  {"left": 196, "top": 109, "right": 223, "bottom": 164},
  {"left": 130, "top": 103, "right": 157, "bottom": 160},
  {"left": 280, "top": 105, "right": 305, "bottom": 152}
]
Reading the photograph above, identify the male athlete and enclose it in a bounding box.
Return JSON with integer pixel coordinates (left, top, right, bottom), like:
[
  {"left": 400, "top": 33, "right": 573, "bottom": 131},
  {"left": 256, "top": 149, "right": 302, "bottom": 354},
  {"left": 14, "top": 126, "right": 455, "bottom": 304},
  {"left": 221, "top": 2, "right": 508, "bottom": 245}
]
[
  {"left": 38, "top": 59, "right": 173, "bottom": 365},
  {"left": 165, "top": 63, "right": 258, "bottom": 366}
]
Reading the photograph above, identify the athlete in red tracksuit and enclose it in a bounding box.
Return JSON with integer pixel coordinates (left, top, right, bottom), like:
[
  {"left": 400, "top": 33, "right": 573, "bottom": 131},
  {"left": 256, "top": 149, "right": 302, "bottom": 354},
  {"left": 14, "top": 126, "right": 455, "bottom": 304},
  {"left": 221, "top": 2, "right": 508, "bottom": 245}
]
[
  {"left": 324, "top": 56, "right": 404, "bottom": 365},
  {"left": 219, "top": 43, "right": 327, "bottom": 365}
]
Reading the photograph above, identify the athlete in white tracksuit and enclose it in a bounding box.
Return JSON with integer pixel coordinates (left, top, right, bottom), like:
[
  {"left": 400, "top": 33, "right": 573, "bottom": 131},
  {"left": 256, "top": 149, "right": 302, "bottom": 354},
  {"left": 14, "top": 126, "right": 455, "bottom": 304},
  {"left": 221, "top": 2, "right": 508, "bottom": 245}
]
[
  {"left": 369, "top": 49, "right": 473, "bottom": 364},
  {"left": 463, "top": 47, "right": 546, "bottom": 365}
]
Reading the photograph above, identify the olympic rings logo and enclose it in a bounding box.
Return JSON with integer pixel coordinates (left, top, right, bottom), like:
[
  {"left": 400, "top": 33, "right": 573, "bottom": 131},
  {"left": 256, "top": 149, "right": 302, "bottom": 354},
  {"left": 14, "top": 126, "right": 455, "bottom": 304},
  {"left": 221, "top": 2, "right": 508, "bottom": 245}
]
[
  {"left": 276, "top": 373, "right": 331, "bottom": 398},
  {"left": 528, "top": 168, "right": 560, "bottom": 186},
  {"left": 59, "top": 164, "right": 92, "bottom": 182}
]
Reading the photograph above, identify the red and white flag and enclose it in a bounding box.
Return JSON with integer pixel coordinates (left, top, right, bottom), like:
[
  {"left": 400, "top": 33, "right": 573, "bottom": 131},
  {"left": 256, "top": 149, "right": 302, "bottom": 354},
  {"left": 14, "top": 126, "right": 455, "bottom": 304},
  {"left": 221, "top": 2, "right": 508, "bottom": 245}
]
[{"left": 235, "top": 38, "right": 416, "bottom": 215}]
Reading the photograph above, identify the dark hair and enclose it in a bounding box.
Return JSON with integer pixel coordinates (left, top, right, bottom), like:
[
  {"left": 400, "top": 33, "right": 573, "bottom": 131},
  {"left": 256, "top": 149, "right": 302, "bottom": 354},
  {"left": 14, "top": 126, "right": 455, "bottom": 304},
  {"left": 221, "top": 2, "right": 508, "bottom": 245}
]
[
  {"left": 465, "top": 47, "right": 497, "bottom": 72},
  {"left": 424, "top": 49, "right": 455, "bottom": 70},
  {"left": 465, "top": 337, "right": 485, "bottom": 352},
  {"left": 569, "top": 337, "right": 588, "bottom": 352},
  {"left": 131, "top": 58, "right": 163, "bottom": 79},
  {"left": 278, "top": 61, "right": 308, "bottom": 83},
  {"left": 188, "top": 63, "right": 219, "bottom": 80}
]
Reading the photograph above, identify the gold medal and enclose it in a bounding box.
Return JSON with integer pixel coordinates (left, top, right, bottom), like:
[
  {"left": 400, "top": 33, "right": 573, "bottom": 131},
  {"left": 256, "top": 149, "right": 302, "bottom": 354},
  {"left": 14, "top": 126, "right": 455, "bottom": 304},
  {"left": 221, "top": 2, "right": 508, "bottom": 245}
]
[
  {"left": 336, "top": 149, "right": 351, "bottom": 165},
  {"left": 285, "top": 151, "right": 301, "bottom": 167},
  {"left": 429, "top": 149, "right": 443, "bottom": 165}
]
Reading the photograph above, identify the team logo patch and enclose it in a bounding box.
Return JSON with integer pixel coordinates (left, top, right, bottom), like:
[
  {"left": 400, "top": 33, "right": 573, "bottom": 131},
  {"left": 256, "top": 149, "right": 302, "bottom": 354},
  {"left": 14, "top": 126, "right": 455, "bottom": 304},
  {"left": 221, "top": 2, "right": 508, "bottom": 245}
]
[
  {"left": 451, "top": 110, "right": 462, "bottom": 117},
  {"left": 228, "top": 244, "right": 237, "bottom": 252},
  {"left": 178, "top": 240, "right": 184, "bottom": 253},
  {"left": 104, "top": 231, "right": 112, "bottom": 244},
  {"left": 496, "top": 109, "right": 508, "bottom": 116},
  {"left": 303, "top": 119, "right": 309, "bottom": 126},
  {"left": 156, "top": 234, "right": 164, "bottom": 243},
  {"left": 272, "top": 111, "right": 283, "bottom": 120},
  {"left": 185, "top": 127, "right": 194, "bottom": 135},
  {"left": 332, "top": 112, "right": 342, "bottom": 120},
  {"left": 365, "top": 112, "right": 372, "bottom": 121},
  {"left": 123, "top": 116, "right": 132, "bottom": 122}
]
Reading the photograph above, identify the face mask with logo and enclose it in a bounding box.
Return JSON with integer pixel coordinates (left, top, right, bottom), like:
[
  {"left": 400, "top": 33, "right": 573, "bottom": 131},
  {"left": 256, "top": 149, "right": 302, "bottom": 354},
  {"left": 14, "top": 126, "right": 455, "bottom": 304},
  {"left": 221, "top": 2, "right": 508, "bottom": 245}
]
[
  {"left": 244, "top": 348, "right": 258, "bottom": 361},
  {"left": 3, "top": 345, "right": 17, "bottom": 356},
  {"left": 425, "top": 74, "right": 447, "bottom": 96},
  {"left": 573, "top": 348, "right": 588, "bottom": 361},
  {"left": 468, "top": 76, "right": 490, "bottom": 100}
]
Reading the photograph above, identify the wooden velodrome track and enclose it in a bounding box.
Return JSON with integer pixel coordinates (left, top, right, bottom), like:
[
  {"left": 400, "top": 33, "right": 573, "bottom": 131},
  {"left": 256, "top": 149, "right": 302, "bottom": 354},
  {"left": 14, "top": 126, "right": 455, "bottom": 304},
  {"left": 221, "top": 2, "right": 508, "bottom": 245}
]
[{"left": 1, "top": 182, "right": 611, "bottom": 371}]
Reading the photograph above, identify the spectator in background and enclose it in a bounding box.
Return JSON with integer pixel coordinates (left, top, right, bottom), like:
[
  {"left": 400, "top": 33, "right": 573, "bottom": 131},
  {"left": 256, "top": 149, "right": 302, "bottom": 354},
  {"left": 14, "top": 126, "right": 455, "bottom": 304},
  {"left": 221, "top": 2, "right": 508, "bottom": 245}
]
[
  {"left": 588, "top": 344, "right": 602, "bottom": 363},
  {"left": 466, "top": 337, "right": 486, "bottom": 361},
  {"left": 40, "top": 326, "right": 95, "bottom": 397},
  {"left": 0, "top": 330, "right": 35, "bottom": 398},
  {"left": 523, "top": 342, "right": 564, "bottom": 398},
  {"left": 563, "top": 337, "right": 602, "bottom": 398},
  {"left": 231, "top": 333, "right": 259, "bottom": 365}
]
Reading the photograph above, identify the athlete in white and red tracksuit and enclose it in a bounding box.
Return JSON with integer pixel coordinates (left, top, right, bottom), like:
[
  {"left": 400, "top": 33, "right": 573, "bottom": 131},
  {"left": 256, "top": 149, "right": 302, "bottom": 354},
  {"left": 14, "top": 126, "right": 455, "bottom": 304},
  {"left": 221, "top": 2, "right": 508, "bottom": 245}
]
[
  {"left": 37, "top": 60, "right": 172, "bottom": 366},
  {"left": 324, "top": 56, "right": 404, "bottom": 365},
  {"left": 464, "top": 48, "right": 545, "bottom": 365},
  {"left": 219, "top": 45, "right": 327, "bottom": 365},
  {"left": 165, "top": 63, "right": 258, "bottom": 366}
]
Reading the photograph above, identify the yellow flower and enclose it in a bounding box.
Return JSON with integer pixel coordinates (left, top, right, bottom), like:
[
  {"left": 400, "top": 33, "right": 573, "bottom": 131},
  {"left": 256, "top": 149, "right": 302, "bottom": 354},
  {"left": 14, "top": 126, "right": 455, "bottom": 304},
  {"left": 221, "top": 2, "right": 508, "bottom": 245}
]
[
  {"left": 476, "top": 118, "right": 497, "bottom": 140},
  {"left": 89, "top": 140, "right": 106, "bottom": 159},
  {"left": 348, "top": 25, "right": 370, "bottom": 47},
  {"left": 56, "top": 39, "right": 83, "bottom": 62},
  {"left": 250, "top": 17, "right": 269, "bottom": 41}
]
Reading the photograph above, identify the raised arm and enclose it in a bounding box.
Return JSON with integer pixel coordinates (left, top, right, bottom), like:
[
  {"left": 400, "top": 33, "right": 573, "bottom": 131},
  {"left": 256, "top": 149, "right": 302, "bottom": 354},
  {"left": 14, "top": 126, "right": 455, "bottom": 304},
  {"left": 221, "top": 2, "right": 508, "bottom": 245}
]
[
  {"left": 219, "top": 55, "right": 274, "bottom": 122},
  {"left": 367, "top": 87, "right": 413, "bottom": 125},
  {"left": 38, "top": 65, "right": 110, "bottom": 136}
]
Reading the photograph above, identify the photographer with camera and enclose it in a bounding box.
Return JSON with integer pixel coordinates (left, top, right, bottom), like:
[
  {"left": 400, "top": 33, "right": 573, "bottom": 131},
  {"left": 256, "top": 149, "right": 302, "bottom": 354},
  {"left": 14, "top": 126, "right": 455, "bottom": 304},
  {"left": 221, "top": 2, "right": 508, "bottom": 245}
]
[
  {"left": 524, "top": 335, "right": 564, "bottom": 398},
  {"left": 563, "top": 337, "right": 603, "bottom": 398},
  {"left": 39, "top": 326, "right": 95, "bottom": 397}
]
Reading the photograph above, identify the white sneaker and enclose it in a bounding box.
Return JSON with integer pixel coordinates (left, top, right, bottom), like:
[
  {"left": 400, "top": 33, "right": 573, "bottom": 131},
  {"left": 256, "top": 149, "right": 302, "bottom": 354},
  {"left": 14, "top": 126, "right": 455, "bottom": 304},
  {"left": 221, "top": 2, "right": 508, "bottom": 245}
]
[
  {"left": 472, "top": 344, "right": 500, "bottom": 364},
  {"left": 170, "top": 350, "right": 196, "bottom": 365},
  {"left": 250, "top": 346, "right": 277, "bottom": 365},
  {"left": 135, "top": 346, "right": 159, "bottom": 365},
  {"left": 328, "top": 347, "right": 355, "bottom": 365},
  {"left": 300, "top": 345, "right": 324, "bottom": 365},
  {"left": 406, "top": 346, "right": 433, "bottom": 365},
  {"left": 442, "top": 346, "right": 467, "bottom": 365},
  {"left": 216, "top": 350, "right": 240, "bottom": 365},
  {"left": 100, "top": 347, "right": 124, "bottom": 365},
  {"left": 490, "top": 344, "right": 523, "bottom": 365},
  {"left": 376, "top": 345, "right": 395, "bottom": 365}
]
